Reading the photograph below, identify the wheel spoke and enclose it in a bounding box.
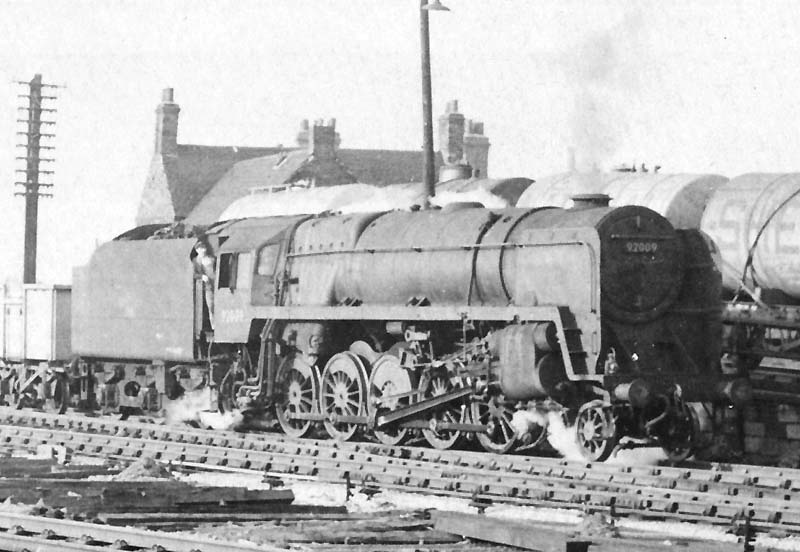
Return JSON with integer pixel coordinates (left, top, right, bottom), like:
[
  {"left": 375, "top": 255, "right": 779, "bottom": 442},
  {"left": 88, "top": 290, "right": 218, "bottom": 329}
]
[{"left": 276, "top": 356, "right": 318, "bottom": 439}]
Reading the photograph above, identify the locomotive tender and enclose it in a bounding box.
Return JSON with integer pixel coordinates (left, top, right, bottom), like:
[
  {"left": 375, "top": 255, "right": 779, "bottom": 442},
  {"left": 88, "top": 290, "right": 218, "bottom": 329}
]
[{"left": 2, "top": 197, "right": 749, "bottom": 461}]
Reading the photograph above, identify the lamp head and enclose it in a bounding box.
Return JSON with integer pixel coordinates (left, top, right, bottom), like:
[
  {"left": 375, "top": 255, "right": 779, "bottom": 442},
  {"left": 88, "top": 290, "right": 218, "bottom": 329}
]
[{"left": 422, "top": 0, "right": 450, "bottom": 11}]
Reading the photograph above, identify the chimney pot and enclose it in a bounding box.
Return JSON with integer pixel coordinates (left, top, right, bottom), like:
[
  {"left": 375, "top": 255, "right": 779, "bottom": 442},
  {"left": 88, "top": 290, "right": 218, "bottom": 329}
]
[
  {"left": 300, "top": 119, "right": 309, "bottom": 130},
  {"left": 438, "top": 100, "right": 465, "bottom": 165},
  {"left": 308, "top": 118, "right": 337, "bottom": 160},
  {"left": 467, "top": 120, "right": 484, "bottom": 135},
  {"left": 155, "top": 88, "right": 180, "bottom": 155}
]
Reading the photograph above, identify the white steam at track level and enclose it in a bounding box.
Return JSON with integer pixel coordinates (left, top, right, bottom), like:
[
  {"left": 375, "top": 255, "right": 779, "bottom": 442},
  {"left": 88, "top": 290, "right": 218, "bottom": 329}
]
[
  {"left": 511, "top": 410, "right": 668, "bottom": 464},
  {"left": 164, "top": 389, "right": 244, "bottom": 431}
]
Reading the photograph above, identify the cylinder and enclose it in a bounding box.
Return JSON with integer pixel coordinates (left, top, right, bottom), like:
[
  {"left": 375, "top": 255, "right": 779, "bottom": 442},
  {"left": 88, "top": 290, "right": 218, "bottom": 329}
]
[
  {"left": 494, "top": 325, "right": 568, "bottom": 400},
  {"left": 700, "top": 173, "right": 800, "bottom": 298},
  {"left": 532, "top": 322, "right": 558, "bottom": 352},
  {"left": 612, "top": 379, "right": 652, "bottom": 408}
]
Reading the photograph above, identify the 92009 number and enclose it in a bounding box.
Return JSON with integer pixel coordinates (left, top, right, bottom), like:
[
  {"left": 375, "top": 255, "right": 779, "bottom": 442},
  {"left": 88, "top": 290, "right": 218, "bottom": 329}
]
[{"left": 625, "top": 241, "right": 658, "bottom": 253}]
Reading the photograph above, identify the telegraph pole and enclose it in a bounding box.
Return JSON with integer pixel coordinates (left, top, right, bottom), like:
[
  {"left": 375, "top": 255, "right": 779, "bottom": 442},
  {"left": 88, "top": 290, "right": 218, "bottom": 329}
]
[{"left": 15, "top": 74, "right": 58, "bottom": 284}]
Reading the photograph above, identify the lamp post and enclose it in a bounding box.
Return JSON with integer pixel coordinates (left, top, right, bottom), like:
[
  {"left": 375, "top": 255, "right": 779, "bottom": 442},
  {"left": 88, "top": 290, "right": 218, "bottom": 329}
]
[{"left": 420, "top": 0, "right": 449, "bottom": 205}]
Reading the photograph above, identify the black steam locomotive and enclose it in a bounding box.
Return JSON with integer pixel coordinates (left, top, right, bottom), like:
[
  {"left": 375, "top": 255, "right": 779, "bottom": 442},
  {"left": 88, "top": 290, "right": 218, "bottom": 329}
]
[{"left": 22, "top": 196, "right": 750, "bottom": 461}]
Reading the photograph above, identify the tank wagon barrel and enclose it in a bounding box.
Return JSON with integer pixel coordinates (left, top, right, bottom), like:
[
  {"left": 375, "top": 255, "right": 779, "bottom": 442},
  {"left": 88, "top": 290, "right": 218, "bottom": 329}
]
[
  {"left": 516, "top": 172, "right": 727, "bottom": 230},
  {"left": 700, "top": 173, "right": 800, "bottom": 301}
]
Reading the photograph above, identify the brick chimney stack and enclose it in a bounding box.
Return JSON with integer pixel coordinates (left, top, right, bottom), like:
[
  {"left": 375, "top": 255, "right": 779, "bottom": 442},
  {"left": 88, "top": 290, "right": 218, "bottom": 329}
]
[
  {"left": 463, "top": 119, "right": 490, "bottom": 178},
  {"left": 296, "top": 119, "right": 310, "bottom": 148},
  {"left": 308, "top": 118, "right": 339, "bottom": 160},
  {"left": 438, "top": 100, "right": 465, "bottom": 165},
  {"left": 155, "top": 88, "right": 180, "bottom": 156}
]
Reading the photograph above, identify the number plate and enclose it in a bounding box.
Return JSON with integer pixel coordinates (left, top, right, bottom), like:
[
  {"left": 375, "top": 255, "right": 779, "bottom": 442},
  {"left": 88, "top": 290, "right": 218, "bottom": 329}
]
[{"left": 625, "top": 241, "right": 658, "bottom": 254}]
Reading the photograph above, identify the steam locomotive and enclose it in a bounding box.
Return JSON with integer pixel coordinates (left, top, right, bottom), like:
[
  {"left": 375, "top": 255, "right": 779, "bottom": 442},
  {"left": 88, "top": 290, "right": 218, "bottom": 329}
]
[{"left": 3, "top": 196, "right": 750, "bottom": 461}]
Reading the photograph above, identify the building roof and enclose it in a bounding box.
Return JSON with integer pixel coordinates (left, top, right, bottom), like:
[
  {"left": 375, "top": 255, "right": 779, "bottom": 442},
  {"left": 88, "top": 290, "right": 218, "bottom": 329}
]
[
  {"left": 179, "top": 146, "right": 446, "bottom": 225},
  {"left": 165, "top": 144, "right": 285, "bottom": 220},
  {"left": 184, "top": 149, "right": 358, "bottom": 225},
  {"left": 337, "top": 149, "right": 443, "bottom": 186}
]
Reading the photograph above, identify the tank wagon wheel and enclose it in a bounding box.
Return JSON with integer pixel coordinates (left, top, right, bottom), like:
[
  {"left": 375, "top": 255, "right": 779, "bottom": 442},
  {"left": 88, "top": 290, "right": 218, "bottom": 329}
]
[
  {"left": 275, "top": 355, "right": 320, "bottom": 438},
  {"left": 320, "top": 352, "right": 368, "bottom": 441},
  {"left": 422, "top": 372, "right": 469, "bottom": 450},
  {"left": 470, "top": 392, "right": 517, "bottom": 454},
  {"left": 575, "top": 400, "right": 618, "bottom": 462},
  {"left": 660, "top": 402, "right": 699, "bottom": 463},
  {"left": 43, "top": 373, "right": 70, "bottom": 415},
  {"left": 367, "top": 354, "right": 415, "bottom": 446}
]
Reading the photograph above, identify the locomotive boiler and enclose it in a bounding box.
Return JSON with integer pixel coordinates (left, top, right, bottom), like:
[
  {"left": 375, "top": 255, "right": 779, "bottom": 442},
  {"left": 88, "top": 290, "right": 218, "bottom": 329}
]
[{"left": 65, "top": 197, "right": 749, "bottom": 461}]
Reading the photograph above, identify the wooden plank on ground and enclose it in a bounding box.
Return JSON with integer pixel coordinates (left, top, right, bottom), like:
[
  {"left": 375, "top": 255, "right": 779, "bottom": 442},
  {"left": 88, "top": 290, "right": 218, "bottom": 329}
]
[
  {"left": 0, "top": 478, "right": 294, "bottom": 514},
  {"left": 431, "top": 510, "right": 737, "bottom": 552},
  {"left": 432, "top": 510, "right": 587, "bottom": 552}
]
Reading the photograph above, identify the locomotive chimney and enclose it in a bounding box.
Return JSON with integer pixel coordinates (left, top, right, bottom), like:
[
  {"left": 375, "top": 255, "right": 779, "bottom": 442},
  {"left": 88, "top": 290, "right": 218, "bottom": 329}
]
[
  {"left": 571, "top": 193, "right": 611, "bottom": 210},
  {"left": 154, "top": 87, "right": 180, "bottom": 156},
  {"left": 296, "top": 119, "right": 310, "bottom": 148}
]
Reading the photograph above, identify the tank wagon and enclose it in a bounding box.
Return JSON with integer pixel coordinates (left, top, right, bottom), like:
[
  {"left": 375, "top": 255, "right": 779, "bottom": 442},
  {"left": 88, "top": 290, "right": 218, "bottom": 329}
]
[
  {"left": 31, "top": 198, "right": 742, "bottom": 462},
  {"left": 699, "top": 174, "right": 800, "bottom": 393},
  {"left": 516, "top": 172, "right": 727, "bottom": 229}
]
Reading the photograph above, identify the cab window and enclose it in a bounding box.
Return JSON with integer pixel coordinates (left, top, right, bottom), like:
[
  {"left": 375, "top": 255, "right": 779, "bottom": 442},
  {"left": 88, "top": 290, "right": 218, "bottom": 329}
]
[
  {"left": 257, "top": 244, "right": 279, "bottom": 276},
  {"left": 218, "top": 253, "right": 238, "bottom": 289},
  {"left": 236, "top": 253, "right": 253, "bottom": 290}
]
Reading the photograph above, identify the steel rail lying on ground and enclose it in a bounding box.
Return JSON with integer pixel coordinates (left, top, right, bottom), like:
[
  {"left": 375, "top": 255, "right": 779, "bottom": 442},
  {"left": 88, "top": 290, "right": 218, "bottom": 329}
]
[
  {"left": 0, "top": 511, "right": 283, "bottom": 552},
  {"left": 3, "top": 410, "right": 800, "bottom": 531}
]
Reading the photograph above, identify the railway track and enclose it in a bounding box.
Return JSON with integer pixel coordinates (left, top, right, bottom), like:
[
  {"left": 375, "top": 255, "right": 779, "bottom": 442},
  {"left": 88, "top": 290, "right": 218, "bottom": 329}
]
[{"left": 2, "top": 408, "right": 800, "bottom": 533}]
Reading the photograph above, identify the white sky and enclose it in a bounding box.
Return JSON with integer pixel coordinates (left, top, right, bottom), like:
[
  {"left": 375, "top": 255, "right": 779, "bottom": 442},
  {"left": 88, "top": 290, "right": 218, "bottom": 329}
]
[{"left": 1, "top": 0, "right": 799, "bottom": 284}]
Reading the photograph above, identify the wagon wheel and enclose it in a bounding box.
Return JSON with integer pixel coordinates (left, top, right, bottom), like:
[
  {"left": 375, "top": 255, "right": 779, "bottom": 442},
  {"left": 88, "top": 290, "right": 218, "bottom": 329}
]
[
  {"left": 368, "top": 355, "right": 415, "bottom": 446},
  {"left": 470, "top": 391, "right": 517, "bottom": 454},
  {"left": 422, "top": 372, "right": 469, "bottom": 450},
  {"left": 43, "top": 372, "right": 70, "bottom": 415},
  {"left": 575, "top": 399, "right": 618, "bottom": 462},
  {"left": 275, "top": 355, "right": 320, "bottom": 438},
  {"left": 320, "top": 352, "right": 368, "bottom": 441},
  {"left": 660, "top": 401, "right": 699, "bottom": 463}
]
